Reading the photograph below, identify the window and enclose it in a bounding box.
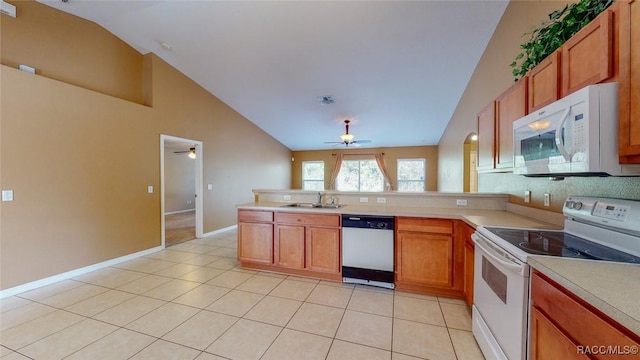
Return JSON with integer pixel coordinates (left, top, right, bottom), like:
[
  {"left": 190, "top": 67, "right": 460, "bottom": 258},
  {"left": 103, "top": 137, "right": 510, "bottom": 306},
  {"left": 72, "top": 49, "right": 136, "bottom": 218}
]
[
  {"left": 336, "top": 160, "right": 384, "bottom": 192},
  {"left": 397, "top": 158, "right": 425, "bottom": 191},
  {"left": 302, "top": 161, "right": 324, "bottom": 190}
]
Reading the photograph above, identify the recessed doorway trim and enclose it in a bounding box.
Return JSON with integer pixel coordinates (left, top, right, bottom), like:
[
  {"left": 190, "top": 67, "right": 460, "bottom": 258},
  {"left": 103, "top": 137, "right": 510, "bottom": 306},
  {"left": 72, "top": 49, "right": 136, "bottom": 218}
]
[{"left": 160, "top": 134, "right": 203, "bottom": 248}]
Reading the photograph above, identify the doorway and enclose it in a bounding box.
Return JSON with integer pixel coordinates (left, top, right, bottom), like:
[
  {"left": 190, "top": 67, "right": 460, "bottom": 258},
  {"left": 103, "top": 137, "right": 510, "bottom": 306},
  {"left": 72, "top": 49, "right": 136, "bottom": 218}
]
[
  {"left": 463, "top": 132, "right": 478, "bottom": 193},
  {"left": 160, "top": 134, "right": 203, "bottom": 248}
]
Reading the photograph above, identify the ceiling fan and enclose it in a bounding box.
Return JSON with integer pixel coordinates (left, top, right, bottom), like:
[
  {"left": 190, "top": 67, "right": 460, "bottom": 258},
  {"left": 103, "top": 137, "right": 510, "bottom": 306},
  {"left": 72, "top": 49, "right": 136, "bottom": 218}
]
[
  {"left": 174, "top": 147, "right": 196, "bottom": 159},
  {"left": 324, "top": 120, "right": 372, "bottom": 147}
]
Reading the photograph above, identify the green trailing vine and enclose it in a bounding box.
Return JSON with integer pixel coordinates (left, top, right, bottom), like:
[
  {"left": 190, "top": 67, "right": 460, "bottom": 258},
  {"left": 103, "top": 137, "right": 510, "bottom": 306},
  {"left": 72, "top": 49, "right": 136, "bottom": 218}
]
[{"left": 510, "top": 0, "right": 615, "bottom": 81}]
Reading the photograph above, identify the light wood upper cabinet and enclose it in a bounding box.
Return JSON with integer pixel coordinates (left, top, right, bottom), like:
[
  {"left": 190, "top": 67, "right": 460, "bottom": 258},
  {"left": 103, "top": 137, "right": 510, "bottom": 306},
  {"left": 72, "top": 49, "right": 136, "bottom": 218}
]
[
  {"left": 562, "top": 10, "right": 614, "bottom": 96},
  {"left": 619, "top": 0, "right": 640, "bottom": 163},
  {"left": 476, "top": 102, "right": 496, "bottom": 172},
  {"left": 529, "top": 271, "right": 640, "bottom": 360},
  {"left": 528, "top": 51, "right": 561, "bottom": 112},
  {"left": 238, "top": 210, "right": 274, "bottom": 265},
  {"left": 476, "top": 77, "right": 527, "bottom": 173},
  {"left": 495, "top": 77, "right": 528, "bottom": 169}
]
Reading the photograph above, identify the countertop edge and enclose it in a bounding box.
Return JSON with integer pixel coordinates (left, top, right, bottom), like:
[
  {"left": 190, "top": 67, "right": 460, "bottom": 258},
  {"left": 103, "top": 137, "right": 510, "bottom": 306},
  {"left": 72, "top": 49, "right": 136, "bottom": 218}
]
[
  {"left": 528, "top": 256, "right": 640, "bottom": 336},
  {"left": 236, "top": 202, "right": 560, "bottom": 231}
]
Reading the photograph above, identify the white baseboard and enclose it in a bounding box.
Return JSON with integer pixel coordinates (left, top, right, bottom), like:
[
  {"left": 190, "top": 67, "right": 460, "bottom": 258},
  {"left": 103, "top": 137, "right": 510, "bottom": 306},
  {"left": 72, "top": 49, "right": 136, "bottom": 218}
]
[
  {"left": 201, "top": 224, "right": 237, "bottom": 238},
  {"left": 165, "top": 209, "right": 196, "bottom": 215},
  {"left": 0, "top": 246, "right": 163, "bottom": 299}
]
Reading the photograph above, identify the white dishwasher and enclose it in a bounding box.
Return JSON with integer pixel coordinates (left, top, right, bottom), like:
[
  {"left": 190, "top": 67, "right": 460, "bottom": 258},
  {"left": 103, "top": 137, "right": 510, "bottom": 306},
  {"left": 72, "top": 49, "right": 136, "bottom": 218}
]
[{"left": 341, "top": 214, "right": 395, "bottom": 289}]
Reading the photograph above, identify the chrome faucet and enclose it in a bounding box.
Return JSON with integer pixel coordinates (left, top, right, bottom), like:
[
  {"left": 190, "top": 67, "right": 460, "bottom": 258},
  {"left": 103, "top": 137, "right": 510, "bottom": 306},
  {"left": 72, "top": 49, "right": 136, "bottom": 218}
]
[{"left": 317, "top": 192, "right": 323, "bottom": 204}]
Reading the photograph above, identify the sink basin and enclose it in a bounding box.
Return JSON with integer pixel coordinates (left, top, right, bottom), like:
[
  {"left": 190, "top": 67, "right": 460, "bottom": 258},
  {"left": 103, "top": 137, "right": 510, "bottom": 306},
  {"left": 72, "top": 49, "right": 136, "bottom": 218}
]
[{"left": 282, "top": 203, "right": 344, "bottom": 209}]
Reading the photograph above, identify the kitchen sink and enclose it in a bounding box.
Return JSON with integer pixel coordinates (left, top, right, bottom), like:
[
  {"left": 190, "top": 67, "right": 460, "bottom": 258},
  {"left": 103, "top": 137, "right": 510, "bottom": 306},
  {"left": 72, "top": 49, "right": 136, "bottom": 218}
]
[{"left": 281, "top": 203, "right": 344, "bottom": 209}]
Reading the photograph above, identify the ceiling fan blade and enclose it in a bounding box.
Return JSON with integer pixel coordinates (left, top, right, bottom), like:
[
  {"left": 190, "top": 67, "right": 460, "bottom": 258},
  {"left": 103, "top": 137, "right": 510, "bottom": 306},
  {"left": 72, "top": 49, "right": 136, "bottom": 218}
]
[
  {"left": 352, "top": 140, "right": 372, "bottom": 144},
  {"left": 173, "top": 150, "right": 189, "bottom": 154},
  {"left": 323, "top": 141, "right": 345, "bottom": 144}
]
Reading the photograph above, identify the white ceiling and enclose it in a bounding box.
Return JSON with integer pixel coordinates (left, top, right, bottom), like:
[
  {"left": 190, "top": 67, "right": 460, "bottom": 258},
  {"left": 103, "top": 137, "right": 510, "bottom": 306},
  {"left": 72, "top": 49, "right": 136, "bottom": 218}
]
[{"left": 39, "top": 0, "right": 508, "bottom": 151}]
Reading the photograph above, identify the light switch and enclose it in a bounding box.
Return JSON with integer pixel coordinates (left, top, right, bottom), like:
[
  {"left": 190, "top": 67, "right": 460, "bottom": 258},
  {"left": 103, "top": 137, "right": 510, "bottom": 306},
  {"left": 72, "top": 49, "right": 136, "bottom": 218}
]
[
  {"left": 147, "top": 186, "right": 154, "bottom": 194},
  {"left": 208, "top": 184, "right": 213, "bottom": 190},
  {"left": 2, "top": 190, "right": 14, "bottom": 202}
]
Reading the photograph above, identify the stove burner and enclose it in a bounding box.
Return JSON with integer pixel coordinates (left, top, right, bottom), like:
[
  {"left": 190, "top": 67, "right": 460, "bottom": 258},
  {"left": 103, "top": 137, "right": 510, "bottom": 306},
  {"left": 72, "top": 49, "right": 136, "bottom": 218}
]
[
  {"left": 583, "top": 249, "right": 638, "bottom": 263},
  {"left": 518, "top": 242, "right": 580, "bottom": 257},
  {"left": 483, "top": 226, "right": 640, "bottom": 264}
]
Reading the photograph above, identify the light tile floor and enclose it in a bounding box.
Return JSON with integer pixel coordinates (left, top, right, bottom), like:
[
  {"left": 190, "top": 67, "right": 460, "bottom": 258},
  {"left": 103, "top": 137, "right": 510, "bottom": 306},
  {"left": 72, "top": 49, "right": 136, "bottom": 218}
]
[{"left": 0, "top": 229, "right": 485, "bottom": 360}]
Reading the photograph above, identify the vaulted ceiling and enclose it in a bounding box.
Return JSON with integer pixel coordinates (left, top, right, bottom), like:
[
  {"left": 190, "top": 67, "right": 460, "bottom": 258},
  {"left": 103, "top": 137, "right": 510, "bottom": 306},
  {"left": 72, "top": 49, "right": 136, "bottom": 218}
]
[{"left": 39, "top": 0, "right": 508, "bottom": 150}]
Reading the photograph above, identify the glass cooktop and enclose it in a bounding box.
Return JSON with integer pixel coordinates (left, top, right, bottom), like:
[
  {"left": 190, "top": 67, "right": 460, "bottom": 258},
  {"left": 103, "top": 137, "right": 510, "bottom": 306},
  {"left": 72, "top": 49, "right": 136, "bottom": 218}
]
[{"left": 484, "top": 227, "right": 640, "bottom": 264}]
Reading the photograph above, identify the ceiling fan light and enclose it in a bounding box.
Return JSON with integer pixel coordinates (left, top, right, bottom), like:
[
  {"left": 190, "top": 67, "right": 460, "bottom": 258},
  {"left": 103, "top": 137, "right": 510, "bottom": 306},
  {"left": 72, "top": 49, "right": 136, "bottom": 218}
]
[
  {"left": 188, "top": 148, "right": 196, "bottom": 159},
  {"left": 340, "top": 133, "right": 355, "bottom": 142}
]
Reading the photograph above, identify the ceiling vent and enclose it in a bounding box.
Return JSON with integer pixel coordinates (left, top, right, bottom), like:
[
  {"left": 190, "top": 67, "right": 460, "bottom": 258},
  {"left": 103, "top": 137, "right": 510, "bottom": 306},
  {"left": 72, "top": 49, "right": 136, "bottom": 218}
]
[
  {"left": 1, "top": 1, "right": 16, "bottom": 18},
  {"left": 317, "top": 96, "right": 335, "bottom": 105}
]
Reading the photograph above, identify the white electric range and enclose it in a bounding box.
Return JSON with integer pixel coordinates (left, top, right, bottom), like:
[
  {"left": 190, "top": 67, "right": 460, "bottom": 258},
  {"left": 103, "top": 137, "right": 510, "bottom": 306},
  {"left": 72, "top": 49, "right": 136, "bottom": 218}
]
[{"left": 471, "top": 196, "right": 640, "bottom": 360}]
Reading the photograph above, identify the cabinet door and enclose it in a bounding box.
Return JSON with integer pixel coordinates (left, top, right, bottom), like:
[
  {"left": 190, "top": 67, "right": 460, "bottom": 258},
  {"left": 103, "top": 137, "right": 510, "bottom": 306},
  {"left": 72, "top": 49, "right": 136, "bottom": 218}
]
[
  {"left": 561, "top": 10, "right": 613, "bottom": 96},
  {"left": 238, "top": 222, "right": 273, "bottom": 265},
  {"left": 476, "top": 102, "right": 496, "bottom": 171},
  {"left": 396, "top": 231, "right": 453, "bottom": 288},
  {"left": 306, "top": 226, "right": 340, "bottom": 274},
  {"left": 619, "top": 0, "right": 640, "bottom": 162},
  {"left": 529, "top": 306, "right": 589, "bottom": 360},
  {"left": 528, "top": 51, "right": 561, "bottom": 112},
  {"left": 274, "top": 225, "right": 305, "bottom": 269},
  {"left": 464, "top": 238, "right": 474, "bottom": 306},
  {"left": 495, "top": 77, "right": 528, "bottom": 169}
]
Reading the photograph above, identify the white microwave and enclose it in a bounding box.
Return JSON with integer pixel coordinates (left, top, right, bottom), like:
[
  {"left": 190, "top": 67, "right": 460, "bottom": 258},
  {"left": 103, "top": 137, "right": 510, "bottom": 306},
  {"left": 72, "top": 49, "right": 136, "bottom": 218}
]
[{"left": 513, "top": 82, "right": 640, "bottom": 177}]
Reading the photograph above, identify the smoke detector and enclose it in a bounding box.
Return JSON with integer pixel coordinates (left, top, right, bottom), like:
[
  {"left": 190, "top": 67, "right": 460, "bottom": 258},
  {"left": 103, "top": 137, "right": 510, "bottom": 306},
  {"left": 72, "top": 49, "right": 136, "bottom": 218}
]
[{"left": 317, "top": 96, "right": 335, "bottom": 105}]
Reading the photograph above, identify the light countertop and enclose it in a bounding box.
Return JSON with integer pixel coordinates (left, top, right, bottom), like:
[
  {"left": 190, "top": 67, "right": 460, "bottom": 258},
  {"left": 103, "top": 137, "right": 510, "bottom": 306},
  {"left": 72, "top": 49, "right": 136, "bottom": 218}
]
[
  {"left": 529, "top": 256, "right": 640, "bottom": 336},
  {"left": 237, "top": 202, "right": 560, "bottom": 229}
]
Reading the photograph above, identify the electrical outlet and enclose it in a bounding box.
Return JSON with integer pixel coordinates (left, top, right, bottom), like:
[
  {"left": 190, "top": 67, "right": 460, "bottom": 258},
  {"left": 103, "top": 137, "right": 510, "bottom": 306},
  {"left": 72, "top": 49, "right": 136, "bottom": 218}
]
[
  {"left": 283, "top": 195, "right": 291, "bottom": 201},
  {"left": 456, "top": 199, "right": 468, "bottom": 206},
  {"left": 544, "top": 193, "right": 551, "bottom": 207},
  {"left": 2, "top": 190, "right": 14, "bottom": 202},
  {"left": 360, "top": 197, "right": 369, "bottom": 203},
  {"left": 377, "top": 197, "right": 386, "bottom": 204},
  {"left": 147, "top": 186, "right": 154, "bottom": 194},
  {"left": 524, "top": 190, "right": 531, "bottom": 203}
]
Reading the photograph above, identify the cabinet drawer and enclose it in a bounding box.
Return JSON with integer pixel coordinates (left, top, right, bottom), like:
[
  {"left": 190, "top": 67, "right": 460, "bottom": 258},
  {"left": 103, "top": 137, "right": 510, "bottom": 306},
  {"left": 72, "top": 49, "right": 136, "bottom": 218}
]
[
  {"left": 397, "top": 217, "right": 453, "bottom": 234},
  {"left": 531, "top": 271, "right": 639, "bottom": 351},
  {"left": 238, "top": 210, "right": 273, "bottom": 223},
  {"left": 276, "top": 212, "right": 340, "bottom": 227}
]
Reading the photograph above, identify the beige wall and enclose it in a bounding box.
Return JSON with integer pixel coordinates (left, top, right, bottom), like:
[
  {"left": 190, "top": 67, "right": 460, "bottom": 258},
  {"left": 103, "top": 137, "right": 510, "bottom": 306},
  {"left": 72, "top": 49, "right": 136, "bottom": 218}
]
[
  {"left": 0, "top": 1, "right": 291, "bottom": 290},
  {"left": 164, "top": 148, "right": 196, "bottom": 213},
  {"left": 437, "top": 0, "right": 640, "bottom": 212},
  {"left": 291, "top": 146, "right": 438, "bottom": 191}
]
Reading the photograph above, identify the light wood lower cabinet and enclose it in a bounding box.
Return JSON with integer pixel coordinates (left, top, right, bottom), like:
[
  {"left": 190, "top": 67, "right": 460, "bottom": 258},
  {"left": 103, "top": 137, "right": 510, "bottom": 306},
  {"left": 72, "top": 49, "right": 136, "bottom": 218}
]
[
  {"left": 239, "top": 210, "right": 341, "bottom": 281},
  {"left": 530, "top": 271, "right": 640, "bottom": 360},
  {"left": 274, "top": 225, "right": 305, "bottom": 269},
  {"left": 462, "top": 222, "right": 475, "bottom": 306},
  {"left": 237, "top": 210, "right": 273, "bottom": 265},
  {"left": 395, "top": 217, "right": 464, "bottom": 298}
]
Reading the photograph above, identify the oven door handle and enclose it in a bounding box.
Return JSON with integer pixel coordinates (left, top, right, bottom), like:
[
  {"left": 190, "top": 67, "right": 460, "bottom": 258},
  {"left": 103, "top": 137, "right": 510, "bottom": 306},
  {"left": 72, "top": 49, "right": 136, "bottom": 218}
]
[{"left": 472, "top": 233, "right": 526, "bottom": 275}]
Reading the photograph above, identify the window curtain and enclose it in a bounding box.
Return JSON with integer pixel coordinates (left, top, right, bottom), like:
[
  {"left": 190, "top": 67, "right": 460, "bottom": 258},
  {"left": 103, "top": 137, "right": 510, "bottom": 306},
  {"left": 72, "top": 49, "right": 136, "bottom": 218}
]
[
  {"left": 375, "top": 153, "right": 392, "bottom": 190},
  {"left": 329, "top": 153, "right": 344, "bottom": 190}
]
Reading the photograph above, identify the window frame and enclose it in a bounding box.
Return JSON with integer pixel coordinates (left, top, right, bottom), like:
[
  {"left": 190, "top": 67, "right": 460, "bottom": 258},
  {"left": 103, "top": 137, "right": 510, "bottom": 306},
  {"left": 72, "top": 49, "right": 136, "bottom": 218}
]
[
  {"left": 301, "top": 160, "right": 325, "bottom": 190},
  {"left": 396, "top": 158, "right": 426, "bottom": 192},
  {"left": 336, "top": 159, "right": 384, "bottom": 192}
]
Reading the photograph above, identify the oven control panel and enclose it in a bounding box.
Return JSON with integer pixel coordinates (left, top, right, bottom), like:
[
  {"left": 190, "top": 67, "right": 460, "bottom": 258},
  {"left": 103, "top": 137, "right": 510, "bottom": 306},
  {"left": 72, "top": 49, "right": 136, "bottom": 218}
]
[{"left": 564, "top": 196, "right": 640, "bottom": 235}]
